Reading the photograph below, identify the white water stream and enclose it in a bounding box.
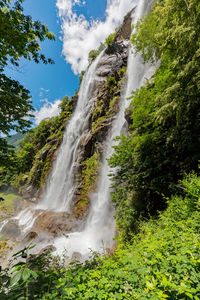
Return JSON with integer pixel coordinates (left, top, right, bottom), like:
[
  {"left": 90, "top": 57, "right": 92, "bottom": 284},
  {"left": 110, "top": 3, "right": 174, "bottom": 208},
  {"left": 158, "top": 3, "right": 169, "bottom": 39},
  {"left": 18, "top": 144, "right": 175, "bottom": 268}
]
[
  {"left": 38, "top": 52, "right": 105, "bottom": 212},
  {"left": 52, "top": 0, "right": 155, "bottom": 259},
  {"left": 1, "top": 0, "right": 155, "bottom": 261}
]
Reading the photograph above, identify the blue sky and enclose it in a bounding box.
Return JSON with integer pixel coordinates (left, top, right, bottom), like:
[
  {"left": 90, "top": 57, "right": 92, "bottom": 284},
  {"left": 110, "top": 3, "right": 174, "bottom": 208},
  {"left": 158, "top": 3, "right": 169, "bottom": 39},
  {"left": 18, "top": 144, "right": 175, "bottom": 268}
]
[
  {"left": 5, "top": 0, "right": 136, "bottom": 126},
  {"left": 5, "top": 0, "right": 106, "bottom": 113}
]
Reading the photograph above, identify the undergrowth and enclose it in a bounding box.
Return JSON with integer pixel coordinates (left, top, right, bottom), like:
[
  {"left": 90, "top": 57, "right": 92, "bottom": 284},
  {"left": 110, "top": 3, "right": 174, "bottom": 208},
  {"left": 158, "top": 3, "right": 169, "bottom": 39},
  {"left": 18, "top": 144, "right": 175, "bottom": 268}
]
[{"left": 1, "top": 172, "right": 200, "bottom": 299}]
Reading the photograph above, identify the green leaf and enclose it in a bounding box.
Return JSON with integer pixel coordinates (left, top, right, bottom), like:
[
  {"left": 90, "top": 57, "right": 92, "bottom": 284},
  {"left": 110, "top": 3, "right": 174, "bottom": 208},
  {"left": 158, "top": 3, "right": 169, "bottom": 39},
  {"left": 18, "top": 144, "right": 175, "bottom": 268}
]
[
  {"left": 10, "top": 271, "right": 22, "bottom": 286},
  {"left": 22, "top": 268, "right": 31, "bottom": 281}
]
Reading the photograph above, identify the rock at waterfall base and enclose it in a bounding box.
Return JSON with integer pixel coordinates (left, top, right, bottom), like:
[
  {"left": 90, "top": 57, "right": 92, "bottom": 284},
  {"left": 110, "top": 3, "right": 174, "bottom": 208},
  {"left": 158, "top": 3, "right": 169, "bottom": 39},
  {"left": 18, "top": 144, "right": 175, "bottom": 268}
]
[{"left": 33, "top": 211, "right": 80, "bottom": 237}]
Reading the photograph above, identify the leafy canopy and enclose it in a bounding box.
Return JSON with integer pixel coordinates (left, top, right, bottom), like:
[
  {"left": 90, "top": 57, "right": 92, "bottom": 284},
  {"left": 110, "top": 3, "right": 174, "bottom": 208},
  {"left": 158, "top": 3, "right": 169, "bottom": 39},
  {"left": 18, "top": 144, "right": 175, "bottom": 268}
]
[
  {"left": 109, "top": 0, "right": 200, "bottom": 238},
  {"left": 0, "top": 0, "right": 55, "bottom": 165}
]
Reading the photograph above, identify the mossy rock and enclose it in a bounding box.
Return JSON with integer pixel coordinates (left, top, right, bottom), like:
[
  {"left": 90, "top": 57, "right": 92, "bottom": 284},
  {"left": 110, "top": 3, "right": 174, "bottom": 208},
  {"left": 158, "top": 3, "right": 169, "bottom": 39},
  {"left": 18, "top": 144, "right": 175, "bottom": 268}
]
[{"left": 72, "top": 197, "right": 90, "bottom": 219}]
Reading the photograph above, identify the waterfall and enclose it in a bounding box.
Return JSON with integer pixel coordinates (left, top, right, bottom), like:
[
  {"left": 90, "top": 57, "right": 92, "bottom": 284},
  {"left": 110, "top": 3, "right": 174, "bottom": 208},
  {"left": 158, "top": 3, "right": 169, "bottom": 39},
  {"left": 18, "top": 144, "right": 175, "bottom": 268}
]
[
  {"left": 0, "top": 51, "right": 105, "bottom": 245},
  {"left": 0, "top": 0, "right": 156, "bottom": 262},
  {"left": 37, "top": 52, "right": 105, "bottom": 212},
  {"left": 10, "top": 51, "right": 105, "bottom": 232},
  {"left": 52, "top": 0, "right": 155, "bottom": 260}
]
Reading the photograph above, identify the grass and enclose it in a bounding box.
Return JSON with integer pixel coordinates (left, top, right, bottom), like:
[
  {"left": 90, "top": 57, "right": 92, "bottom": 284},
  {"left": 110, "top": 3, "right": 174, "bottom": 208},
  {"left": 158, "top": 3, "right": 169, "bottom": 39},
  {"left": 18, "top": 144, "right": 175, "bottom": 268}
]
[{"left": 0, "top": 192, "right": 21, "bottom": 221}]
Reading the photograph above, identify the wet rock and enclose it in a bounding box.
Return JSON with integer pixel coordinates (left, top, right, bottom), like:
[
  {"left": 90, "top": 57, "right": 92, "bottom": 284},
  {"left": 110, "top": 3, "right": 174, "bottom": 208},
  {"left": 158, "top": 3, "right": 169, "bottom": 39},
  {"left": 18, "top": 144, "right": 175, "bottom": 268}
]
[
  {"left": 1, "top": 220, "right": 21, "bottom": 238},
  {"left": 23, "top": 185, "right": 38, "bottom": 200},
  {"left": 0, "top": 238, "right": 18, "bottom": 268},
  {"left": 71, "top": 251, "right": 82, "bottom": 261},
  {"left": 125, "top": 107, "right": 132, "bottom": 126},
  {"left": 96, "top": 55, "right": 118, "bottom": 77},
  {"left": 38, "top": 245, "right": 56, "bottom": 255},
  {"left": 77, "top": 132, "right": 94, "bottom": 161},
  {"left": 33, "top": 211, "right": 80, "bottom": 237},
  {"left": 23, "top": 231, "right": 38, "bottom": 243}
]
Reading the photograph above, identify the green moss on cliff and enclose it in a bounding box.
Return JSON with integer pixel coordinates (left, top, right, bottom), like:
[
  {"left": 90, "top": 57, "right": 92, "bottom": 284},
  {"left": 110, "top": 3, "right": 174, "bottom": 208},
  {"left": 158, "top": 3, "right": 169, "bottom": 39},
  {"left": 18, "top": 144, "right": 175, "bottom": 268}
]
[
  {"left": 73, "top": 152, "right": 100, "bottom": 218},
  {"left": 81, "top": 152, "right": 100, "bottom": 194},
  {"left": 25, "top": 97, "right": 74, "bottom": 190},
  {"left": 1, "top": 95, "right": 75, "bottom": 193}
]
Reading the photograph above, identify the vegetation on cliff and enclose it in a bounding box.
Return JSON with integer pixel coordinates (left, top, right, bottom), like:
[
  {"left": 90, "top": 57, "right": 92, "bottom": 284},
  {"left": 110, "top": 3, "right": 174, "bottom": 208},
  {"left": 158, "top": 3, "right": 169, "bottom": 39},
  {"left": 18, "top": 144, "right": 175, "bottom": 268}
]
[{"left": 0, "top": 95, "right": 75, "bottom": 192}]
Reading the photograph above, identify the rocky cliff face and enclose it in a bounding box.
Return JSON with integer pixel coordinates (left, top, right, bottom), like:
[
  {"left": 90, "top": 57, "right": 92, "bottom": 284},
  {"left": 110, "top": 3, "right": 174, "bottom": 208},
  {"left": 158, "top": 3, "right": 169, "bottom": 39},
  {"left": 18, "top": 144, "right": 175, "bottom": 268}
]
[{"left": 69, "top": 10, "right": 133, "bottom": 220}]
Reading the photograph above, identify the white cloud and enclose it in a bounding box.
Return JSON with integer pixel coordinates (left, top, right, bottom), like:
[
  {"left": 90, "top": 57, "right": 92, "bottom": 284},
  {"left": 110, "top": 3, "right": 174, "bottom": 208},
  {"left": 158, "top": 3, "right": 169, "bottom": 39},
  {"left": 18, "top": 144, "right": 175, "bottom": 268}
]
[
  {"left": 34, "top": 99, "right": 62, "bottom": 125},
  {"left": 39, "top": 88, "right": 50, "bottom": 98},
  {"left": 40, "top": 88, "right": 50, "bottom": 93},
  {"left": 56, "top": 0, "right": 138, "bottom": 74}
]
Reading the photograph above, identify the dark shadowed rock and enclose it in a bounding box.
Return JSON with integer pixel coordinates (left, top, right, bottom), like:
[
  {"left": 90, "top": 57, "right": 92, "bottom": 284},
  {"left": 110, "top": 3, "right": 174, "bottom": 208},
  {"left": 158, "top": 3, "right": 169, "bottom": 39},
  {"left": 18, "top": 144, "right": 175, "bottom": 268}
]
[
  {"left": 41, "top": 149, "right": 49, "bottom": 162},
  {"left": 77, "top": 132, "right": 94, "bottom": 161},
  {"left": 47, "top": 139, "right": 58, "bottom": 146},
  {"left": 125, "top": 107, "right": 132, "bottom": 126}
]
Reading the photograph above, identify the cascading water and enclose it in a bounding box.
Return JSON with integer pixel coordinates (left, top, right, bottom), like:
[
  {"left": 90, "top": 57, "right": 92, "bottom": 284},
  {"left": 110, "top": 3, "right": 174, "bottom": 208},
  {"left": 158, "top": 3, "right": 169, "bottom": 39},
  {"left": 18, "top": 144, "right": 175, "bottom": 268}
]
[
  {"left": 7, "top": 51, "right": 106, "bottom": 237},
  {"left": 0, "top": 0, "right": 156, "bottom": 262},
  {"left": 0, "top": 51, "right": 105, "bottom": 255},
  {"left": 38, "top": 52, "right": 105, "bottom": 212},
  {"left": 52, "top": 0, "right": 155, "bottom": 259}
]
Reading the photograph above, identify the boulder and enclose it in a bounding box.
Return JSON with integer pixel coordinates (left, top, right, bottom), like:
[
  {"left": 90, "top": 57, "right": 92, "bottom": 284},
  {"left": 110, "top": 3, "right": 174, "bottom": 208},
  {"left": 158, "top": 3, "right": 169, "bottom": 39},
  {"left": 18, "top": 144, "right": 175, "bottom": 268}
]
[{"left": 33, "top": 211, "right": 79, "bottom": 237}]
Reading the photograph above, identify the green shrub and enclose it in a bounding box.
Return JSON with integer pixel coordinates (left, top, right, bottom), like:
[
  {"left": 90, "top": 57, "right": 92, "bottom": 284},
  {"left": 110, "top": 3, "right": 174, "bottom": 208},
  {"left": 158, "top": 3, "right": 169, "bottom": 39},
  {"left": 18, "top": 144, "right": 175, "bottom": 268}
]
[
  {"left": 88, "top": 43, "right": 105, "bottom": 64},
  {"left": 105, "top": 32, "right": 116, "bottom": 48},
  {"left": 2, "top": 173, "right": 200, "bottom": 299}
]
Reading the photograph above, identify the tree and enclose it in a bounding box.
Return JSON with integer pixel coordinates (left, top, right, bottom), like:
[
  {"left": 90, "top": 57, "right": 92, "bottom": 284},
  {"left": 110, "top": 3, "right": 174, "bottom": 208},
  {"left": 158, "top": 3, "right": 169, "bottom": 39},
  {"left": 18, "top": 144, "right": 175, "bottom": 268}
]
[
  {"left": 109, "top": 0, "right": 200, "bottom": 238},
  {"left": 0, "top": 0, "right": 55, "bottom": 165}
]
